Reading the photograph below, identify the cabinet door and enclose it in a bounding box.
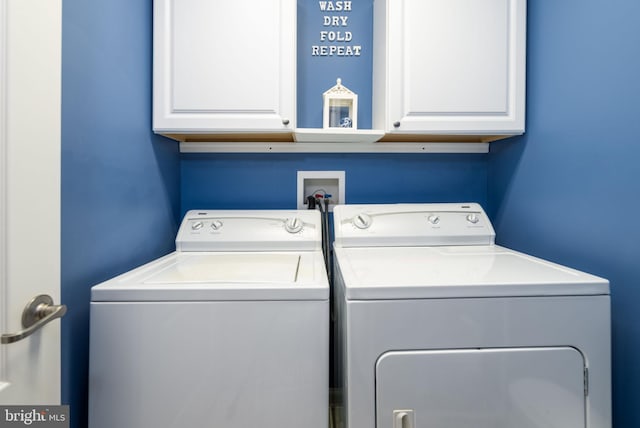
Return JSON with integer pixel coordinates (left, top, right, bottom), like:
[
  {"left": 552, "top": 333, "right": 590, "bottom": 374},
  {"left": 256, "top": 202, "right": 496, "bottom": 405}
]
[
  {"left": 376, "top": 348, "right": 586, "bottom": 428},
  {"left": 373, "top": 0, "right": 526, "bottom": 135},
  {"left": 153, "top": 0, "right": 296, "bottom": 134}
]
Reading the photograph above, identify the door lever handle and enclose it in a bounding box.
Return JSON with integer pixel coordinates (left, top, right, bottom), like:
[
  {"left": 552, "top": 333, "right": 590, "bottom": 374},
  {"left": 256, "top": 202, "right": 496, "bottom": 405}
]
[{"left": 1, "top": 294, "right": 66, "bottom": 344}]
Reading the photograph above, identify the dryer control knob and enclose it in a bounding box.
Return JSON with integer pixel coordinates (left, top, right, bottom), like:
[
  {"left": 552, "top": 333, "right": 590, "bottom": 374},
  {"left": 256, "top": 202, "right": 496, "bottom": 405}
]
[
  {"left": 210, "top": 220, "right": 223, "bottom": 231},
  {"left": 284, "top": 217, "right": 303, "bottom": 234},
  {"left": 353, "top": 213, "right": 372, "bottom": 229},
  {"left": 466, "top": 213, "right": 480, "bottom": 224},
  {"left": 191, "top": 221, "right": 204, "bottom": 231}
]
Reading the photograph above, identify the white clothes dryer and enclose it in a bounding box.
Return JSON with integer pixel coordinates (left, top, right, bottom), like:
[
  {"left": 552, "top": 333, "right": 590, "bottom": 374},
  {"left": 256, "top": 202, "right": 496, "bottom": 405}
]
[
  {"left": 89, "top": 210, "right": 329, "bottom": 428},
  {"left": 333, "top": 203, "right": 610, "bottom": 428}
]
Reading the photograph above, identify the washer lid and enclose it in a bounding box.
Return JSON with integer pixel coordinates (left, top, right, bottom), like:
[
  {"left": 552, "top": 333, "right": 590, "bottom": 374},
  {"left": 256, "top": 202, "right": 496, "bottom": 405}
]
[
  {"left": 91, "top": 251, "right": 329, "bottom": 301},
  {"left": 335, "top": 245, "right": 609, "bottom": 300}
]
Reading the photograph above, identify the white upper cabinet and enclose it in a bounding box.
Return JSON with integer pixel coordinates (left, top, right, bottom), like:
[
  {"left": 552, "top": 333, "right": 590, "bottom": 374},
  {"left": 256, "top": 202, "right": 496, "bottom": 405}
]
[
  {"left": 153, "top": 0, "right": 296, "bottom": 138},
  {"left": 373, "top": 0, "right": 526, "bottom": 141}
]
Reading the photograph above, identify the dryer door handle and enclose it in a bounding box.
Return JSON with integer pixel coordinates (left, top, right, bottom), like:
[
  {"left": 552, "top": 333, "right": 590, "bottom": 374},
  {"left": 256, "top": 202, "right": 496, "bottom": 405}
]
[{"left": 393, "top": 409, "right": 414, "bottom": 428}]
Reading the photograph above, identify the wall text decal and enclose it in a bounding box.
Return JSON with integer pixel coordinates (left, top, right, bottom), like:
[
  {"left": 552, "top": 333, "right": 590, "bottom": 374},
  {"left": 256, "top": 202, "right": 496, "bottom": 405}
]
[{"left": 312, "top": 1, "right": 362, "bottom": 57}]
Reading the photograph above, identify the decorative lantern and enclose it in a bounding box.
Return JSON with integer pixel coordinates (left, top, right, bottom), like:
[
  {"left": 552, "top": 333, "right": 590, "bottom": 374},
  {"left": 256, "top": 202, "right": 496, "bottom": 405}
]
[{"left": 323, "top": 78, "right": 358, "bottom": 129}]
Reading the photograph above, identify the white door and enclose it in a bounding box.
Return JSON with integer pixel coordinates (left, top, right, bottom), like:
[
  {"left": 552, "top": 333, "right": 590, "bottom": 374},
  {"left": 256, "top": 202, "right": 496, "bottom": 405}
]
[{"left": 0, "top": 0, "right": 62, "bottom": 404}]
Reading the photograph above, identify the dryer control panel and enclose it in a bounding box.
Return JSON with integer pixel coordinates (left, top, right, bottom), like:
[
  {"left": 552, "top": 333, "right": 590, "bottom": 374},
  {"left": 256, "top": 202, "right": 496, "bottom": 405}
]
[
  {"left": 176, "top": 210, "right": 322, "bottom": 251},
  {"left": 333, "top": 203, "right": 495, "bottom": 247}
]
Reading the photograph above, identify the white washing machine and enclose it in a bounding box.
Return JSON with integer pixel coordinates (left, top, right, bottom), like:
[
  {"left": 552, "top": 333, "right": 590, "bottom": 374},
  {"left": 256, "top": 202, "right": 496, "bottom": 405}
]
[
  {"left": 333, "top": 203, "right": 610, "bottom": 428},
  {"left": 89, "top": 210, "right": 329, "bottom": 428}
]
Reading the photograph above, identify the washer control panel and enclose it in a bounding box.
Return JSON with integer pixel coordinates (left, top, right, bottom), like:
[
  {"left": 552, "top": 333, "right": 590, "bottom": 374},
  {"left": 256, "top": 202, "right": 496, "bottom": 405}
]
[
  {"left": 334, "top": 203, "right": 495, "bottom": 247},
  {"left": 176, "top": 210, "right": 321, "bottom": 251}
]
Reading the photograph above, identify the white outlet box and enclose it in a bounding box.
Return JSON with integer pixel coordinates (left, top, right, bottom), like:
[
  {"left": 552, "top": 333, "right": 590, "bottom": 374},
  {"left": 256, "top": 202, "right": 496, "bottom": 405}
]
[{"left": 297, "top": 171, "right": 345, "bottom": 212}]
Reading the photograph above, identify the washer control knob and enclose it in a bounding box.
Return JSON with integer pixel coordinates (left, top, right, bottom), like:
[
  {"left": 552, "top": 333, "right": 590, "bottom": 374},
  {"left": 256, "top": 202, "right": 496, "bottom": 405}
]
[
  {"left": 284, "top": 217, "right": 303, "bottom": 234},
  {"left": 466, "top": 213, "right": 480, "bottom": 224},
  {"left": 427, "top": 214, "right": 440, "bottom": 225},
  {"left": 353, "top": 213, "right": 372, "bottom": 229},
  {"left": 210, "top": 220, "right": 223, "bottom": 231},
  {"left": 191, "top": 221, "right": 204, "bottom": 231}
]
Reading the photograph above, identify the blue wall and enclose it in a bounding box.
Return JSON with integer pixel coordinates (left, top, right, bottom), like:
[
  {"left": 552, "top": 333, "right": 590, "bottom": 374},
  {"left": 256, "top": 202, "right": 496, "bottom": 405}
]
[
  {"left": 181, "top": 153, "right": 487, "bottom": 211},
  {"left": 488, "top": 1, "right": 640, "bottom": 427},
  {"left": 61, "top": 0, "right": 180, "bottom": 426}
]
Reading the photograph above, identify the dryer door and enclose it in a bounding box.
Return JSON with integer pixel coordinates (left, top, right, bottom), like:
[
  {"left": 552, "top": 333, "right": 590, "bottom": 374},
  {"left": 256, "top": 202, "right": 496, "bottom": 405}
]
[{"left": 376, "top": 347, "right": 586, "bottom": 428}]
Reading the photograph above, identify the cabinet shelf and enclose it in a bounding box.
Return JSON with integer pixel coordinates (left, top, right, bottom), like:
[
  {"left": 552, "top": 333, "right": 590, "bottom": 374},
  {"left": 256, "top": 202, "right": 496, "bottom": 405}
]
[
  {"left": 161, "top": 129, "right": 514, "bottom": 146},
  {"left": 178, "top": 140, "right": 490, "bottom": 154},
  {"left": 179, "top": 141, "right": 489, "bottom": 154},
  {"left": 294, "top": 128, "right": 385, "bottom": 144},
  {"left": 165, "top": 129, "right": 518, "bottom": 153}
]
